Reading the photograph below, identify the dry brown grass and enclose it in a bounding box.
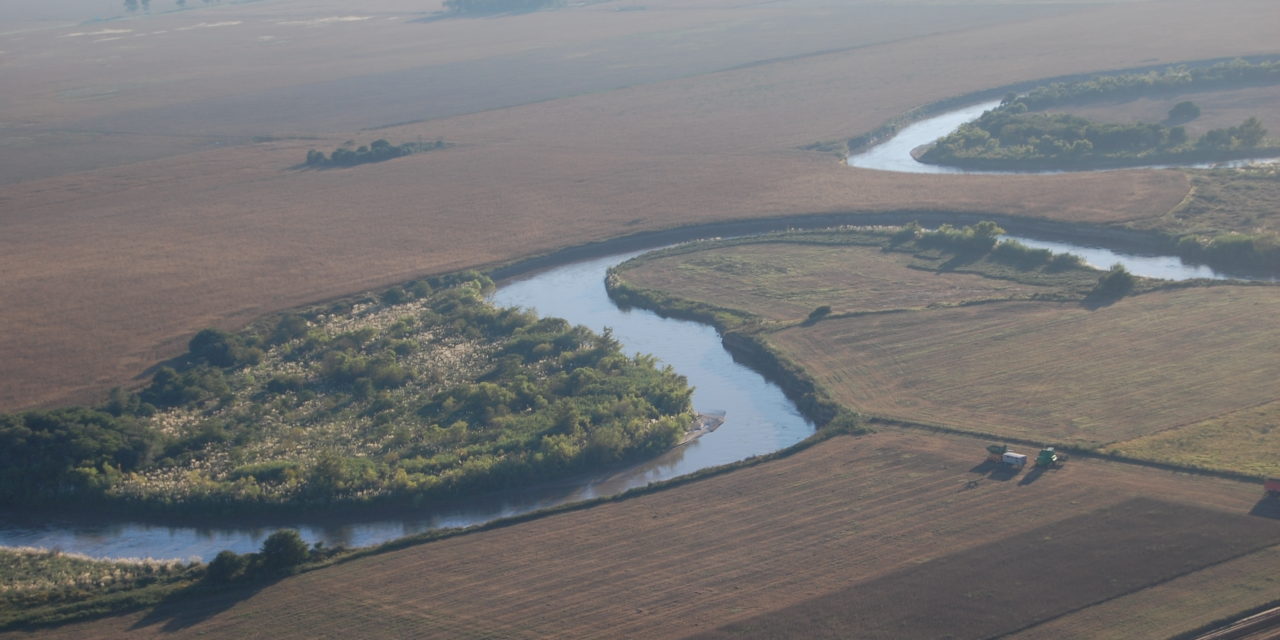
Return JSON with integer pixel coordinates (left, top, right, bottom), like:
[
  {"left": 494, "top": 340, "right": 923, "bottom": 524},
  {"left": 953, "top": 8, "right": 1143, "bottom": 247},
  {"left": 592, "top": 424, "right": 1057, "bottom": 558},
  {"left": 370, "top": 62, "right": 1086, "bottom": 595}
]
[
  {"left": 619, "top": 241, "right": 1053, "bottom": 322},
  {"left": 1, "top": 0, "right": 1276, "bottom": 411},
  {"left": 8, "top": 430, "right": 1274, "bottom": 639},
  {"left": 768, "top": 286, "right": 1280, "bottom": 445}
]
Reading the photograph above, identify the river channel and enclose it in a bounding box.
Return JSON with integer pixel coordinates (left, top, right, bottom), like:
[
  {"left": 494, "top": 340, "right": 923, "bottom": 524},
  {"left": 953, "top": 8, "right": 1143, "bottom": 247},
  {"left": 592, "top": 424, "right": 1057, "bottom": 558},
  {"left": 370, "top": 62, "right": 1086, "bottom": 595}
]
[
  {"left": 0, "top": 230, "right": 1258, "bottom": 560},
  {"left": 4, "top": 96, "right": 1274, "bottom": 559},
  {"left": 847, "top": 100, "right": 1280, "bottom": 174}
]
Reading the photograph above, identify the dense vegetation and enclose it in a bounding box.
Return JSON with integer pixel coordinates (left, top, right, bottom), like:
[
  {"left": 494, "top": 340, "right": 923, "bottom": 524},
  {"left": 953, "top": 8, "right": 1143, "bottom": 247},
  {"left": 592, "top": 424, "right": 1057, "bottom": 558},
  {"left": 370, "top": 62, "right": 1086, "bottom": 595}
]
[
  {"left": 0, "top": 548, "right": 199, "bottom": 617},
  {"left": 443, "top": 0, "right": 564, "bottom": 15},
  {"left": 921, "top": 59, "right": 1280, "bottom": 170},
  {"left": 303, "top": 138, "right": 445, "bottom": 169},
  {"left": 1010, "top": 58, "right": 1280, "bottom": 112},
  {"left": 0, "top": 273, "right": 694, "bottom": 512},
  {"left": 923, "top": 111, "right": 1271, "bottom": 170}
]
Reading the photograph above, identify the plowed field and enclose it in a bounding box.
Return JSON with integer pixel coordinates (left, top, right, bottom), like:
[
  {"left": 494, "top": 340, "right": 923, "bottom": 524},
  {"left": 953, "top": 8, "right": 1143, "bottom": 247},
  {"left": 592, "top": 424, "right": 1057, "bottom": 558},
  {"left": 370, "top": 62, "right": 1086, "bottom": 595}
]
[{"left": 11, "top": 431, "right": 1277, "bottom": 639}]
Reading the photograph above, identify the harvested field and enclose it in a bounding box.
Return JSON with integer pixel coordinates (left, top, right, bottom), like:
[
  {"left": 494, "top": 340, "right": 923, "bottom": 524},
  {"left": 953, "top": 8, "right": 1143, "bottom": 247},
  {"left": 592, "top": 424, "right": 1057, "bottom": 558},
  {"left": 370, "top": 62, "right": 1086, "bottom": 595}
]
[
  {"left": 691, "top": 499, "right": 1280, "bottom": 640},
  {"left": 619, "top": 242, "right": 1054, "bottom": 322},
  {"left": 767, "top": 286, "right": 1280, "bottom": 445},
  {"left": 1009, "top": 545, "right": 1280, "bottom": 640},
  {"left": 1105, "top": 399, "right": 1280, "bottom": 478},
  {"left": 4, "top": 0, "right": 1276, "bottom": 410},
  {"left": 9, "top": 431, "right": 1276, "bottom": 639}
]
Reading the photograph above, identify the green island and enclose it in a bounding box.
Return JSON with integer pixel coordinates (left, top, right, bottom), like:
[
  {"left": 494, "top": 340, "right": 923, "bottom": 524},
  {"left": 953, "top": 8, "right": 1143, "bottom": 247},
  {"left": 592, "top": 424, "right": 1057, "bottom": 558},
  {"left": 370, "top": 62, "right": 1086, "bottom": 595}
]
[
  {"left": 0, "top": 272, "right": 694, "bottom": 514},
  {"left": 608, "top": 224, "right": 1280, "bottom": 478},
  {"left": 919, "top": 59, "right": 1280, "bottom": 170}
]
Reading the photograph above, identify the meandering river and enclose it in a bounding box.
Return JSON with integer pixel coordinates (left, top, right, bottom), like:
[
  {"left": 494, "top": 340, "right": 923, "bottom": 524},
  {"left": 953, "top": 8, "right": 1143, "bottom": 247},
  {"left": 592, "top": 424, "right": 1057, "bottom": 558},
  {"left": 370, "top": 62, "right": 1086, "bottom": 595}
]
[
  {"left": 3, "top": 98, "right": 1273, "bottom": 560},
  {"left": 847, "top": 100, "right": 1280, "bottom": 174},
  {"left": 0, "top": 230, "right": 1257, "bottom": 560}
]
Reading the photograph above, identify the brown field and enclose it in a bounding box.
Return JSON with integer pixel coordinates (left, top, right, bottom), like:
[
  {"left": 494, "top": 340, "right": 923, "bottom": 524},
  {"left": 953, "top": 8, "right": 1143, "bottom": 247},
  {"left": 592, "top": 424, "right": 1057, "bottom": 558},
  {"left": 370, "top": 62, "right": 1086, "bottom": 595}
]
[
  {"left": 619, "top": 241, "right": 1056, "bottom": 322},
  {"left": 767, "top": 286, "right": 1280, "bottom": 445},
  {"left": 8, "top": 431, "right": 1276, "bottom": 639},
  {"left": 4, "top": 0, "right": 1278, "bottom": 410}
]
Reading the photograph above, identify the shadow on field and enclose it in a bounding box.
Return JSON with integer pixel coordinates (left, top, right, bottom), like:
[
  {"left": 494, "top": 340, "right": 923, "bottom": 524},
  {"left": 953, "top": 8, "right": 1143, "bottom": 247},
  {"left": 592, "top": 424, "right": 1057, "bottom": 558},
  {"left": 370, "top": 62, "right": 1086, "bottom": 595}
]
[
  {"left": 130, "top": 580, "right": 274, "bottom": 632},
  {"left": 967, "top": 460, "right": 1019, "bottom": 482},
  {"left": 1018, "top": 467, "right": 1045, "bottom": 486},
  {"left": 1249, "top": 497, "right": 1280, "bottom": 520}
]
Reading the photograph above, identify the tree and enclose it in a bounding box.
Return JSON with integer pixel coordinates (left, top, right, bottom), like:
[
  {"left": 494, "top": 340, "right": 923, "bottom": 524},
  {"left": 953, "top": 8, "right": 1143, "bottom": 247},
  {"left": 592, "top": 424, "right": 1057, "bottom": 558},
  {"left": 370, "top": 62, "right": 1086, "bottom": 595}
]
[
  {"left": 1168, "top": 101, "right": 1200, "bottom": 122},
  {"left": 1088, "top": 263, "right": 1135, "bottom": 303},
  {"left": 1233, "top": 117, "right": 1267, "bottom": 148},
  {"left": 260, "top": 529, "right": 309, "bottom": 572},
  {"left": 206, "top": 550, "right": 247, "bottom": 583}
]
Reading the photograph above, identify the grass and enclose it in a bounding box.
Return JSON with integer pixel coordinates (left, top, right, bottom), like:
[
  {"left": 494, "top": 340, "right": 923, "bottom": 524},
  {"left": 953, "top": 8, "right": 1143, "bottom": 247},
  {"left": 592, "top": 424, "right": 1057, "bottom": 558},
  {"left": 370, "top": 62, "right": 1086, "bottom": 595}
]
[
  {"left": 0, "top": 548, "right": 201, "bottom": 629},
  {"left": 615, "top": 230, "right": 1280, "bottom": 469},
  {"left": 1104, "top": 400, "right": 1280, "bottom": 478},
  {"left": 614, "top": 232, "right": 1064, "bottom": 324},
  {"left": 15, "top": 431, "right": 1274, "bottom": 639},
  {"left": 771, "top": 287, "right": 1280, "bottom": 448}
]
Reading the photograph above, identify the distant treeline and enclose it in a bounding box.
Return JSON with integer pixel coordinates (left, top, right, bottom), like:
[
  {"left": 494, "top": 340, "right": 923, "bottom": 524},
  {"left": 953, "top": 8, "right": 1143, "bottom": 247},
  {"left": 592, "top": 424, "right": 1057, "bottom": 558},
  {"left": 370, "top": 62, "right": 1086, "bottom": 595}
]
[
  {"left": 921, "top": 111, "right": 1271, "bottom": 170},
  {"left": 919, "top": 59, "right": 1280, "bottom": 170},
  {"left": 1007, "top": 58, "right": 1280, "bottom": 112},
  {"left": 304, "top": 139, "right": 444, "bottom": 169},
  {"left": 443, "top": 0, "right": 565, "bottom": 15}
]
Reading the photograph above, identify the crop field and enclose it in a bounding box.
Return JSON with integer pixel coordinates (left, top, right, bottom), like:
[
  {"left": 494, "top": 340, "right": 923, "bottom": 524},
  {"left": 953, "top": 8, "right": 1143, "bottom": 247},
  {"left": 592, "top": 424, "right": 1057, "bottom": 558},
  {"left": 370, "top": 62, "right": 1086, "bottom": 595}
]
[
  {"left": 10, "top": 431, "right": 1277, "bottom": 639},
  {"left": 3, "top": 0, "right": 1274, "bottom": 410},
  {"left": 769, "top": 286, "right": 1280, "bottom": 446},
  {"left": 617, "top": 241, "right": 1057, "bottom": 322},
  {"left": 1104, "top": 399, "right": 1280, "bottom": 478}
]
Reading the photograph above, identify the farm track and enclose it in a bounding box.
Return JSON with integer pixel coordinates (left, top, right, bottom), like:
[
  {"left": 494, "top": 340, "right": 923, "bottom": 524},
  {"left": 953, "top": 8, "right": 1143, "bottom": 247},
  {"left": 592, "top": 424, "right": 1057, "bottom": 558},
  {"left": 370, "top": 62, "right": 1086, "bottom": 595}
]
[{"left": 12, "top": 431, "right": 1277, "bottom": 639}]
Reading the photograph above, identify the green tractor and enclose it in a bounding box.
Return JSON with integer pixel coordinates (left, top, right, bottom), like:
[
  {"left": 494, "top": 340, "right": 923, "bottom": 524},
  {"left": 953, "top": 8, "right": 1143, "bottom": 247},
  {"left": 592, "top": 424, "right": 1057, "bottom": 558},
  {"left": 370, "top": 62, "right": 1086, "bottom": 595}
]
[{"left": 1034, "top": 446, "right": 1067, "bottom": 469}]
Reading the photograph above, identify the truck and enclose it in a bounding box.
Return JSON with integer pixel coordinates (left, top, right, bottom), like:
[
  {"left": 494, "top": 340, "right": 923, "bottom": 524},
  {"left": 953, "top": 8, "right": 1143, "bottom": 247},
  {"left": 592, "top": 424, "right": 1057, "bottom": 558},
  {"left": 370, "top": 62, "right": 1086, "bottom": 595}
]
[
  {"left": 1001, "top": 451, "right": 1028, "bottom": 470},
  {"left": 1266, "top": 478, "right": 1280, "bottom": 498}
]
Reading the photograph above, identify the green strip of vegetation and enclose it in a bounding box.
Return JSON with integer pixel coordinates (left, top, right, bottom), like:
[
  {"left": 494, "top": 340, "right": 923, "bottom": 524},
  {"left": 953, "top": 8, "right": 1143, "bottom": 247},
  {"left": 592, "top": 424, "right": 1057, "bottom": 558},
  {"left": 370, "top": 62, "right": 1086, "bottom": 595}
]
[
  {"left": 0, "top": 547, "right": 202, "bottom": 630},
  {"left": 919, "top": 60, "right": 1280, "bottom": 170}
]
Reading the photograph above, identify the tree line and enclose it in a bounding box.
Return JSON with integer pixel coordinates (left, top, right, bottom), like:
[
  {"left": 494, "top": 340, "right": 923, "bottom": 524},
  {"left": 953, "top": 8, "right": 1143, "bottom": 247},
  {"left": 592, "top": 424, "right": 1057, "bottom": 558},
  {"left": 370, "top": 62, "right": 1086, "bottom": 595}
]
[
  {"left": 304, "top": 138, "right": 444, "bottom": 169},
  {"left": 920, "top": 59, "right": 1279, "bottom": 170}
]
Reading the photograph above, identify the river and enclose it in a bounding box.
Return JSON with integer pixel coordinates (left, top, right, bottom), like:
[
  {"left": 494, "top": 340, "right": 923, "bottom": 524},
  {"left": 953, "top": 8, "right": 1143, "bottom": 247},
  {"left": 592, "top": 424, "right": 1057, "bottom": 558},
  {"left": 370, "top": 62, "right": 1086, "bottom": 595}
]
[
  {"left": 847, "top": 101, "right": 1280, "bottom": 174},
  {"left": 0, "top": 227, "right": 1260, "bottom": 560}
]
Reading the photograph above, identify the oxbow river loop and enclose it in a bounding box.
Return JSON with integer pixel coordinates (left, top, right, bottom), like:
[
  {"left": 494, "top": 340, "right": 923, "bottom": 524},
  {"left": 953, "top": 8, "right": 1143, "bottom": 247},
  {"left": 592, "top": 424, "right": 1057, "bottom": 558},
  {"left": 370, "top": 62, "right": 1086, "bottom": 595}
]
[{"left": 0, "top": 232, "right": 1260, "bottom": 560}]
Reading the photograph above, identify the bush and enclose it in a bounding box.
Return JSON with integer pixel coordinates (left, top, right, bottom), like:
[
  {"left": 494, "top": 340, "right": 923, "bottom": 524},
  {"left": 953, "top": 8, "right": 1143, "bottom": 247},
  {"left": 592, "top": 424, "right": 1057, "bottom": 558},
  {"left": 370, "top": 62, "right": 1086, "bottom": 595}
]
[
  {"left": 205, "top": 550, "right": 247, "bottom": 583},
  {"left": 260, "top": 530, "right": 309, "bottom": 573}
]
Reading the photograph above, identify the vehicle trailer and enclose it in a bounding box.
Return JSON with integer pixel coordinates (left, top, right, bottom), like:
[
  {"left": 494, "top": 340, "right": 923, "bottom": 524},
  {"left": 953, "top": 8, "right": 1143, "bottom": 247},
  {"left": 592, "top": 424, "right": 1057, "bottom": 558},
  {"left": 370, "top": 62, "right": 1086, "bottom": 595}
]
[{"left": 1265, "top": 478, "right": 1280, "bottom": 498}]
